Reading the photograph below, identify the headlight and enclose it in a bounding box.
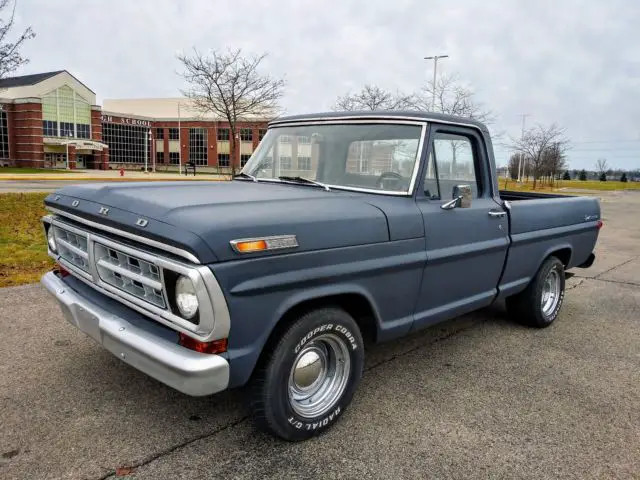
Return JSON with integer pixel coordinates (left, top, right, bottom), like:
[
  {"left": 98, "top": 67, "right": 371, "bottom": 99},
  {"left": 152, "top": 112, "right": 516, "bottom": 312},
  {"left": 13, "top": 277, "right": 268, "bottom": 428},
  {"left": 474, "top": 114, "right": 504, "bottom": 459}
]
[
  {"left": 47, "top": 227, "right": 57, "bottom": 252},
  {"left": 175, "top": 275, "right": 199, "bottom": 319}
]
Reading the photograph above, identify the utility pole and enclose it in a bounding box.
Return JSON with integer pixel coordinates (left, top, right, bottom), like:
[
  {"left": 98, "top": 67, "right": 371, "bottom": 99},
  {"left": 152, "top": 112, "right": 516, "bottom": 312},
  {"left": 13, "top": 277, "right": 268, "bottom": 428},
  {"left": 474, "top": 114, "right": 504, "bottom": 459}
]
[
  {"left": 424, "top": 54, "right": 448, "bottom": 112},
  {"left": 517, "top": 113, "right": 529, "bottom": 182}
]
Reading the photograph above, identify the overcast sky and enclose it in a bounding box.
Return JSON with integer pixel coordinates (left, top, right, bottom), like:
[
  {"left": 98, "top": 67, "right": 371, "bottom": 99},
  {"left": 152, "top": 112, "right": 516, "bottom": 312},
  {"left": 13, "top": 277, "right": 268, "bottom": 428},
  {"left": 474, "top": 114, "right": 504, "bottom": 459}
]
[{"left": 14, "top": 0, "right": 640, "bottom": 170}]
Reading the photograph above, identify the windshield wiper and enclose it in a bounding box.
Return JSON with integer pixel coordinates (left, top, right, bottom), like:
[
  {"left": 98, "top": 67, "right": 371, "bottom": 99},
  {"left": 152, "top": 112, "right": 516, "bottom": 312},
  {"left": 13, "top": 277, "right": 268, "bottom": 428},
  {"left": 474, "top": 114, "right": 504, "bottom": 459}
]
[
  {"left": 234, "top": 171, "right": 258, "bottom": 182},
  {"left": 278, "top": 176, "right": 330, "bottom": 191}
]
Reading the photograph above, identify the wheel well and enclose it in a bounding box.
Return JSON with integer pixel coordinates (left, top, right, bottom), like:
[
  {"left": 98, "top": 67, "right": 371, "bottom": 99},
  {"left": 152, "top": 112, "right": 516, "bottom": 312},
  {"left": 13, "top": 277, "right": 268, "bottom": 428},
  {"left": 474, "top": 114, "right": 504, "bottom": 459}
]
[
  {"left": 256, "top": 293, "right": 378, "bottom": 367},
  {"left": 550, "top": 247, "right": 572, "bottom": 267},
  {"left": 272, "top": 294, "right": 378, "bottom": 345}
]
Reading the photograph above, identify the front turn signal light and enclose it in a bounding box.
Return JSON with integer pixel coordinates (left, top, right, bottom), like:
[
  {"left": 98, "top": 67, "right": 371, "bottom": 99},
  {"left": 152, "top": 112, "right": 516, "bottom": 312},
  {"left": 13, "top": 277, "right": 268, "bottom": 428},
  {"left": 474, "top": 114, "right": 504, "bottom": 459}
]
[
  {"left": 234, "top": 239, "right": 268, "bottom": 253},
  {"left": 178, "top": 334, "right": 228, "bottom": 354}
]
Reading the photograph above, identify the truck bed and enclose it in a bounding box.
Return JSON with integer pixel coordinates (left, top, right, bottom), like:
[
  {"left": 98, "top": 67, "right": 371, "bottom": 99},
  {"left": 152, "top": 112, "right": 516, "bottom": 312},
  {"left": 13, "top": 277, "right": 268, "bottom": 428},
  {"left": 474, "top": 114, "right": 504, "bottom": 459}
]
[
  {"left": 499, "top": 190, "right": 569, "bottom": 202},
  {"left": 496, "top": 189, "right": 601, "bottom": 299}
]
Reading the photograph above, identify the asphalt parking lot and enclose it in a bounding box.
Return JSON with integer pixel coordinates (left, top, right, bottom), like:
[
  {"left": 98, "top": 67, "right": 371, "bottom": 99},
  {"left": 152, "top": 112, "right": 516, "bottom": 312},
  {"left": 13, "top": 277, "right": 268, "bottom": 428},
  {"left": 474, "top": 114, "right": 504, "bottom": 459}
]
[{"left": 1, "top": 191, "right": 639, "bottom": 480}]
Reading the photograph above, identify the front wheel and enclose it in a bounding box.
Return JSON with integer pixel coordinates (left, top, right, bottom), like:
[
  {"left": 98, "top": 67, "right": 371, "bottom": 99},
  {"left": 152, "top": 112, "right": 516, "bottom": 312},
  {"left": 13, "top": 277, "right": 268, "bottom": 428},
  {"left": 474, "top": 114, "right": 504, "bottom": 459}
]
[
  {"left": 506, "top": 256, "right": 566, "bottom": 328},
  {"left": 249, "top": 307, "right": 364, "bottom": 441}
]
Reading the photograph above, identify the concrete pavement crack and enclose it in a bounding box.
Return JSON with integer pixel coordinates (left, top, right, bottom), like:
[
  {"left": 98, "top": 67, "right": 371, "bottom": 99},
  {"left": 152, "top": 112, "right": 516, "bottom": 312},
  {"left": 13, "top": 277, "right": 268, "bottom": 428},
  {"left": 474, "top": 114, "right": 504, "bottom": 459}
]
[
  {"left": 587, "top": 277, "right": 640, "bottom": 287},
  {"left": 594, "top": 256, "right": 639, "bottom": 279},
  {"left": 98, "top": 415, "right": 250, "bottom": 480}
]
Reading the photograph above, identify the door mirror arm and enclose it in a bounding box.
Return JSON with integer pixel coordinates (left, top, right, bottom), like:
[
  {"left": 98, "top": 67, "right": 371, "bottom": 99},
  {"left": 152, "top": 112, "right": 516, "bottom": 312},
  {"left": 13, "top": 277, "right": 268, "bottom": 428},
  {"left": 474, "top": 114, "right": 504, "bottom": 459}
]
[
  {"left": 441, "top": 196, "right": 462, "bottom": 210},
  {"left": 441, "top": 184, "right": 472, "bottom": 210}
]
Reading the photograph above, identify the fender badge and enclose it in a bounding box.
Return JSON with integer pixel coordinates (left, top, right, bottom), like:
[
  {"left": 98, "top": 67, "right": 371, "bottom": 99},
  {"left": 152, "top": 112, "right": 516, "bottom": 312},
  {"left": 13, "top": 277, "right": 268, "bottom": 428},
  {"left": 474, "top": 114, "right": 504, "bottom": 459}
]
[
  {"left": 71, "top": 200, "right": 79, "bottom": 207},
  {"left": 54, "top": 195, "right": 60, "bottom": 201},
  {"left": 99, "top": 207, "right": 109, "bottom": 216},
  {"left": 136, "top": 218, "right": 148, "bottom": 227}
]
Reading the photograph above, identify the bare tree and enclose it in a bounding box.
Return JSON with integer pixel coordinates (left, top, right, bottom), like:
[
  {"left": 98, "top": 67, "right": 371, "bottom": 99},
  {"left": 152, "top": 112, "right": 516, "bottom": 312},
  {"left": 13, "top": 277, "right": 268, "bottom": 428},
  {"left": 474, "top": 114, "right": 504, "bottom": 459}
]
[
  {"left": 411, "top": 73, "right": 495, "bottom": 124},
  {"left": 541, "top": 142, "right": 567, "bottom": 186},
  {"left": 596, "top": 158, "right": 608, "bottom": 175},
  {"left": 333, "top": 84, "right": 414, "bottom": 111},
  {"left": 509, "top": 123, "right": 569, "bottom": 190},
  {"left": 177, "top": 47, "right": 285, "bottom": 175},
  {"left": 0, "top": 0, "right": 35, "bottom": 80}
]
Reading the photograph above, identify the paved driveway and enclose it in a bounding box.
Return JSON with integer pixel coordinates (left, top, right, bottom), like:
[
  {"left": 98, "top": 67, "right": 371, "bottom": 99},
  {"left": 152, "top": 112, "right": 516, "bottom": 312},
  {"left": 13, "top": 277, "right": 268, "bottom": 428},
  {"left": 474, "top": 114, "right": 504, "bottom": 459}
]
[{"left": 1, "top": 191, "right": 638, "bottom": 480}]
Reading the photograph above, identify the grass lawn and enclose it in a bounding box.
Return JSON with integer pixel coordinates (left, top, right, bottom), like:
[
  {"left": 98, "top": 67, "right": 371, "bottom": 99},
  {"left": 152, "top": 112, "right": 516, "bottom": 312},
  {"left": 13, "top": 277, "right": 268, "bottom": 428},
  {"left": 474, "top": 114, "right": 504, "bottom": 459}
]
[
  {"left": 0, "top": 192, "right": 54, "bottom": 287},
  {"left": 498, "top": 178, "right": 640, "bottom": 192},
  {"left": 0, "top": 167, "right": 75, "bottom": 174}
]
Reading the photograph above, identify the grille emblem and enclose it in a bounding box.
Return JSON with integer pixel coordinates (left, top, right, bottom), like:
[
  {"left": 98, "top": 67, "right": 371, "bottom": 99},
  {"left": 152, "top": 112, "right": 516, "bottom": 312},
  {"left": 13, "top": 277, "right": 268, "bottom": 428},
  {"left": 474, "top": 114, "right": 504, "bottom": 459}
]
[
  {"left": 71, "top": 200, "right": 79, "bottom": 207},
  {"left": 99, "top": 207, "right": 109, "bottom": 216},
  {"left": 136, "top": 218, "right": 148, "bottom": 227}
]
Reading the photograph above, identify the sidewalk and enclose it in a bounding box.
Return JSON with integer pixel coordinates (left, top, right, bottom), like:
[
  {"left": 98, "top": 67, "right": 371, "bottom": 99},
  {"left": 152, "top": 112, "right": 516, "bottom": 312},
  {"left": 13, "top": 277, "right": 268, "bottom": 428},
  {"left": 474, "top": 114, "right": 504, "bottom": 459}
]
[{"left": 0, "top": 170, "right": 230, "bottom": 182}]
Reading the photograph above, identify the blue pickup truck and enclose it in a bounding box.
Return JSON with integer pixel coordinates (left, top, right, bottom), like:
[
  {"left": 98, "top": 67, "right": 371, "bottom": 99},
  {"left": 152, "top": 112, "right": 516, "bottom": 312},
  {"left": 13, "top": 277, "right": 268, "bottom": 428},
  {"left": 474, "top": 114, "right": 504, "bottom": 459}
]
[{"left": 41, "top": 111, "right": 602, "bottom": 441}]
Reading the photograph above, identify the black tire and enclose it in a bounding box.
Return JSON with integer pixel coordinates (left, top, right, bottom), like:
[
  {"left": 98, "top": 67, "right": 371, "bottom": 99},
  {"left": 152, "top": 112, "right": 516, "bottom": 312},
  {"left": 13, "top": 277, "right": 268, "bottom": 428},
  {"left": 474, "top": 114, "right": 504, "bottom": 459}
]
[
  {"left": 249, "top": 307, "right": 364, "bottom": 441},
  {"left": 506, "top": 256, "right": 566, "bottom": 328}
]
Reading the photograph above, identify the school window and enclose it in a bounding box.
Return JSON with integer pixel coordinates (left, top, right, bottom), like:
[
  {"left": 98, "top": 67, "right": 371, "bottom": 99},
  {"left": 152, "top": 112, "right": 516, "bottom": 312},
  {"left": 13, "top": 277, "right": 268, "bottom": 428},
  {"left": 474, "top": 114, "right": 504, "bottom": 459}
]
[
  {"left": 189, "top": 128, "right": 208, "bottom": 166},
  {"left": 240, "top": 154, "right": 251, "bottom": 166},
  {"left": 156, "top": 128, "right": 164, "bottom": 140},
  {"left": 168, "top": 128, "right": 179, "bottom": 140},
  {"left": 258, "top": 129, "right": 267, "bottom": 140},
  {"left": 218, "top": 153, "right": 230, "bottom": 167},
  {"left": 76, "top": 124, "right": 90, "bottom": 139},
  {"left": 298, "top": 156, "right": 311, "bottom": 171},
  {"left": 169, "top": 152, "right": 180, "bottom": 165},
  {"left": 156, "top": 151, "right": 164, "bottom": 164},
  {"left": 240, "top": 128, "right": 252, "bottom": 141},
  {"left": 0, "top": 111, "right": 9, "bottom": 159},
  {"left": 217, "top": 128, "right": 229, "bottom": 141},
  {"left": 43, "top": 120, "right": 57, "bottom": 137},
  {"left": 102, "top": 122, "right": 150, "bottom": 164},
  {"left": 280, "top": 155, "right": 292, "bottom": 170},
  {"left": 60, "top": 122, "right": 74, "bottom": 137}
]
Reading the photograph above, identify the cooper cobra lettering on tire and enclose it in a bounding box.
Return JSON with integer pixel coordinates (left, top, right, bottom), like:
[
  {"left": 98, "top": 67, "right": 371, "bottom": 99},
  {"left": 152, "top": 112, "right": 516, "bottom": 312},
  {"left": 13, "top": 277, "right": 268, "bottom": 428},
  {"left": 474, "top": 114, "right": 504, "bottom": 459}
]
[
  {"left": 250, "top": 308, "right": 363, "bottom": 441},
  {"left": 294, "top": 323, "right": 333, "bottom": 354}
]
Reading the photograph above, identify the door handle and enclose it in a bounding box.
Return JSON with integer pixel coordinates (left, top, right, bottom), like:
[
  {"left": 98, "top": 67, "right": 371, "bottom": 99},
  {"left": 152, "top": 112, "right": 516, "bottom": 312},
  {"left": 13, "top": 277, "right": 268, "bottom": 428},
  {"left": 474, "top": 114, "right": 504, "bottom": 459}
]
[{"left": 488, "top": 210, "right": 507, "bottom": 218}]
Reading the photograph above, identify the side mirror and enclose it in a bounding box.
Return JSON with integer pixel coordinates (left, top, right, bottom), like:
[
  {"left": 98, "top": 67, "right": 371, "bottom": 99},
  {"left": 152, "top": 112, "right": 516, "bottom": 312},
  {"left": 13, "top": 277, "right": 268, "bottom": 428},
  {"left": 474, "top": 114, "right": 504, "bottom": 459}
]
[{"left": 441, "top": 184, "right": 472, "bottom": 210}]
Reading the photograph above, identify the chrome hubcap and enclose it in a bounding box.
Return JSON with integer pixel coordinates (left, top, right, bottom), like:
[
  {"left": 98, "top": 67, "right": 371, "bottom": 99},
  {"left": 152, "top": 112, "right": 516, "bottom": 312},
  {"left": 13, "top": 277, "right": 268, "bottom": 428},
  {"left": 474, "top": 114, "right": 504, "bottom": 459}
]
[
  {"left": 541, "top": 268, "right": 561, "bottom": 316},
  {"left": 288, "top": 333, "right": 351, "bottom": 419}
]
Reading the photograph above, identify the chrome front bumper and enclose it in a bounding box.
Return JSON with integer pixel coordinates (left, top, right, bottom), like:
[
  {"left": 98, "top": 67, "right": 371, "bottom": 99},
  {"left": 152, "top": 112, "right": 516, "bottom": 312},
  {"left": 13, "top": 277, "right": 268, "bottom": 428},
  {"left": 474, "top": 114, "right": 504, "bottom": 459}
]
[{"left": 41, "top": 271, "right": 230, "bottom": 396}]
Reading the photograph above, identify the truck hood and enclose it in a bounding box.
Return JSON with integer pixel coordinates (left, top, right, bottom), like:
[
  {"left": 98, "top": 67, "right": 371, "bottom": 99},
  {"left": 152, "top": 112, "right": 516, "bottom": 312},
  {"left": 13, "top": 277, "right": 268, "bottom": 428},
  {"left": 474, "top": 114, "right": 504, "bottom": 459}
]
[{"left": 45, "top": 180, "right": 390, "bottom": 263}]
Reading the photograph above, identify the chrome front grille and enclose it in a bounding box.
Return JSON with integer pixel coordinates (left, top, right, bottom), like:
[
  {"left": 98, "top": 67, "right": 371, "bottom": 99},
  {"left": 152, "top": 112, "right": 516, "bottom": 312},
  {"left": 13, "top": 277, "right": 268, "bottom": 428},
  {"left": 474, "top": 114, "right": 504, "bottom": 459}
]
[
  {"left": 50, "top": 222, "right": 168, "bottom": 311},
  {"left": 52, "top": 225, "right": 89, "bottom": 272},
  {"left": 94, "top": 243, "right": 166, "bottom": 308},
  {"left": 43, "top": 211, "right": 230, "bottom": 343}
]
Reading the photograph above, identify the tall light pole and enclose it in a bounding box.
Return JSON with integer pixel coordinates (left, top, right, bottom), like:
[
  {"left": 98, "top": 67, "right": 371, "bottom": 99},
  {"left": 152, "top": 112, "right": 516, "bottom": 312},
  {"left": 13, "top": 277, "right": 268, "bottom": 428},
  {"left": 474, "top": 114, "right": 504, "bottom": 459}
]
[
  {"left": 65, "top": 132, "right": 73, "bottom": 170},
  {"left": 424, "top": 54, "right": 448, "bottom": 112},
  {"left": 517, "top": 113, "right": 529, "bottom": 182}
]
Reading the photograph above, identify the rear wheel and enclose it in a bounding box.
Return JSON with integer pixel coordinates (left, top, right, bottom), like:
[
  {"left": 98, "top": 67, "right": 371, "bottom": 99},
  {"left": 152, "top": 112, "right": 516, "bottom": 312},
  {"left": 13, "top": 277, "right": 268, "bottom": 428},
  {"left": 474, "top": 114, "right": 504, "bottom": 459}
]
[
  {"left": 506, "top": 256, "right": 566, "bottom": 328},
  {"left": 249, "top": 307, "right": 364, "bottom": 441}
]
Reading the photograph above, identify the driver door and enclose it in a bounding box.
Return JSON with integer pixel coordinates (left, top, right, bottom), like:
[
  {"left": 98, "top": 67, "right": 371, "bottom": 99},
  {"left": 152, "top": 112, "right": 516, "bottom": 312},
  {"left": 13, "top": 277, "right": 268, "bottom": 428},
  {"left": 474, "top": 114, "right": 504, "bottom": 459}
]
[{"left": 412, "top": 126, "right": 509, "bottom": 331}]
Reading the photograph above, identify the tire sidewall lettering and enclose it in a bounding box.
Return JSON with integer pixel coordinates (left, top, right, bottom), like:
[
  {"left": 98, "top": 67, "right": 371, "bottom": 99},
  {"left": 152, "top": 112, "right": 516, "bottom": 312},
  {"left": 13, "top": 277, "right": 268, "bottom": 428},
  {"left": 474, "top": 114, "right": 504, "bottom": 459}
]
[
  {"left": 287, "top": 406, "right": 342, "bottom": 431},
  {"left": 293, "top": 322, "right": 359, "bottom": 354}
]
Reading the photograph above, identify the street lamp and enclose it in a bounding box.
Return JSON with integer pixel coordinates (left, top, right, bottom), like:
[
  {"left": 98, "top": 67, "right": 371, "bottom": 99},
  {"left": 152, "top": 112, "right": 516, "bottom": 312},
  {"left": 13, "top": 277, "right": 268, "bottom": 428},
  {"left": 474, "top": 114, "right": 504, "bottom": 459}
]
[
  {"left": 65, "top": 131, "right": 74, "bottom": 170},
  {"left": 424, "top": 54, "right": 449, "bottom": 111}
]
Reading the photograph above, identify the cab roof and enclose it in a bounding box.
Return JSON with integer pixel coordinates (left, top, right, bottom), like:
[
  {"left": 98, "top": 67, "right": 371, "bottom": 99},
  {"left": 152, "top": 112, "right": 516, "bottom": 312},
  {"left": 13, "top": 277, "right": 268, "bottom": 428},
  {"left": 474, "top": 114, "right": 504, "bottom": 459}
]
[{"left": 268, "top": 110, "right": 489, "bottom": 132}]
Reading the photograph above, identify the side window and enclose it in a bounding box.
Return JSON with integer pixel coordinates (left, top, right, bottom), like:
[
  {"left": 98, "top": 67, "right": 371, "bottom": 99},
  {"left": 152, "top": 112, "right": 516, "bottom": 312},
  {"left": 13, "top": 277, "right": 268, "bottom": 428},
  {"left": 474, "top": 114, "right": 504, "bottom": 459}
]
[{"left": 424, "top": 132, "right": 481, "bottom": 199}]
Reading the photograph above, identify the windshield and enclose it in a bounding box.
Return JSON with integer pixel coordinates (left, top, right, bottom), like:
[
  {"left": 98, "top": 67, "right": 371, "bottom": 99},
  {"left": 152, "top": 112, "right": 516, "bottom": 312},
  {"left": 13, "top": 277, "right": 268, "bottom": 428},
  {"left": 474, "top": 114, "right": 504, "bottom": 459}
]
[{"left": 241, "top": 123, "right": 424, "bottom": 194}]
